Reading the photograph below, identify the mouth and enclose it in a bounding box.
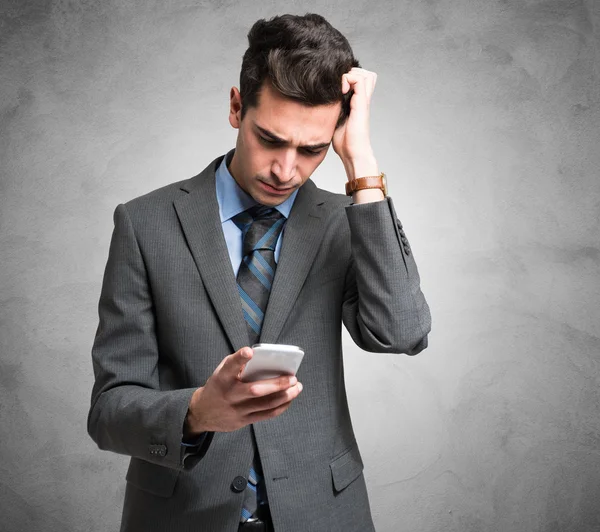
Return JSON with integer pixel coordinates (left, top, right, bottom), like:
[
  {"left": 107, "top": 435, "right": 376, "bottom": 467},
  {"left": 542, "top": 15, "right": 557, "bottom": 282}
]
[{"left": 259, "top": 181, "right": 294, "bottom": 195}]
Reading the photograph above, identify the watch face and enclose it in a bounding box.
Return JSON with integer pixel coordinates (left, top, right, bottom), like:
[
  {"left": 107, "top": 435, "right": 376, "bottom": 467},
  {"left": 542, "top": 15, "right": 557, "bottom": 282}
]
[{"left": 382, "top": 173, "right": 388, "bottom": 196}]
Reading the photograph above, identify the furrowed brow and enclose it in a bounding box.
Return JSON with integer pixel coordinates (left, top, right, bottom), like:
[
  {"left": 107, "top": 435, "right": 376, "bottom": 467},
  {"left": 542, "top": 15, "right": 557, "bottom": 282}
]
[{"left": 255, "top": 124, "right": 330, "bottom": 150}]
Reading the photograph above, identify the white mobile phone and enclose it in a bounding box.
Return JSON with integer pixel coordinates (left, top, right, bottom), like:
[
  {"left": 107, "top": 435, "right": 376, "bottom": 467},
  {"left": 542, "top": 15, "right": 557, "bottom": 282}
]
[{"left": 239, "top": 343, "right": 305, "bottom": 382}]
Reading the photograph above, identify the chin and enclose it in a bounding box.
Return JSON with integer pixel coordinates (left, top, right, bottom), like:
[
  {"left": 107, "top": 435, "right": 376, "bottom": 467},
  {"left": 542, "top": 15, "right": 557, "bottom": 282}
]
[
  {"left": 253, "top": 183, "right": 294, "bottom": 205},
  {"left": 259, "top": 195, "right": 287, "bottom": 206}
]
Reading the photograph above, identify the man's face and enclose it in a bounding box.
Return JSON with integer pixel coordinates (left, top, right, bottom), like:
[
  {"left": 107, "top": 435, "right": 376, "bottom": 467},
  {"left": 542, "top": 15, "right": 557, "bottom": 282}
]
[{"left": 228, "top": 81, "right": 342, "bottom": 206}]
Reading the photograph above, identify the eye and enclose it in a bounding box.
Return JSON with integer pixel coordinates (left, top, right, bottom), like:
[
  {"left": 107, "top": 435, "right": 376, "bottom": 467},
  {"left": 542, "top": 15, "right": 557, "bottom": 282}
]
[
  {"left": 259, "top": 136, "right": 279, "bottom": 146},
  {"left": 302, "top": 149, "right": 322, "bottom": 157},
  {"left": 259, "top": 136, "right": 323, "bottom": 156}
]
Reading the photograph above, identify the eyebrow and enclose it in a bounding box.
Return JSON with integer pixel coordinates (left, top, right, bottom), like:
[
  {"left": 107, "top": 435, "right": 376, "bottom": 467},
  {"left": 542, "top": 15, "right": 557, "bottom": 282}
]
[{"left": 255, "top": 124, "right": 331, "bottom": 151}]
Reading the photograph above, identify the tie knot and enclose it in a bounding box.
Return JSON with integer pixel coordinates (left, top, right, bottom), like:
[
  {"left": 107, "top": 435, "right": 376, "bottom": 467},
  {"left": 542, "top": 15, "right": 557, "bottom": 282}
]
[
  {"left": 232, "top": 204, "right": 287, "bottom": 257},
  {"left": 248, "top": 204, "right": 276, "bottom": 220}
]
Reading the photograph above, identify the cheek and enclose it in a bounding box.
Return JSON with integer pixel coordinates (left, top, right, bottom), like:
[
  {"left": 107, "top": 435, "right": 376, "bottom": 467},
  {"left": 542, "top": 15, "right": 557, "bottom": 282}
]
[
  {"left": 242, "top": 141, "right": 266, "bottom": 174},
  {"left": 293, "top": 160, "right": 317, "bottom": 185}
]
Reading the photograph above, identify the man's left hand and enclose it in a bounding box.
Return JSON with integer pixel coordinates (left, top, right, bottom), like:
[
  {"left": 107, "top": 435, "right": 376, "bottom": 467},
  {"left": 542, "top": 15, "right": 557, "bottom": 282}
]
[{"left": 332, "top": 67, "right": 379, "bottom": 181}]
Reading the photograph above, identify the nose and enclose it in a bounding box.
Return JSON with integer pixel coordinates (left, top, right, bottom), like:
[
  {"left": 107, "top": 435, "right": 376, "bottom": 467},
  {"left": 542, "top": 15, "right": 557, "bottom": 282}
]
[{"left": 271, "top": 148, "right": 296, "bottom": 185}]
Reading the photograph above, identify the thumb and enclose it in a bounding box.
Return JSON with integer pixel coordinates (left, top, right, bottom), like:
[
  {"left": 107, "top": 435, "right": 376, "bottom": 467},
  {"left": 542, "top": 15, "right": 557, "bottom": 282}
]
[{"left": 222, "top": 346, "right": 253, "bottom": 378}]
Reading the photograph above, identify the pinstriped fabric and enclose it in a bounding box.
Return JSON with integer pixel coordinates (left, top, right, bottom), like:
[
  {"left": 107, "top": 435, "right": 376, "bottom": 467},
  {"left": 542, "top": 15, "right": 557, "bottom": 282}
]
[
  {"left": 90, "top": 151, "right": 430, "bottom": 531},
  {"left": 232, "top": 204, "right": 286, "bottom": 522}
]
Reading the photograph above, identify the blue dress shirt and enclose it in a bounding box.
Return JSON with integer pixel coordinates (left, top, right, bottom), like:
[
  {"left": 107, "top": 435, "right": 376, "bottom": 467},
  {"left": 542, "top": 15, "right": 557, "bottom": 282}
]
[{"left": 216, "top": 151, "right": 299, "bottom": 275}]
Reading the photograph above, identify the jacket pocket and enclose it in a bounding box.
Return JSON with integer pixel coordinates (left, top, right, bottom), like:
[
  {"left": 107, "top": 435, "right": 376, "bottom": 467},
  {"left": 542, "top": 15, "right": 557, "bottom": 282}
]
[
  {"left": 125, "top": 457, "right": 180, "bottom": 498},
  {"left": 329, "top": 442, "right": 364, "bottom": 493}
]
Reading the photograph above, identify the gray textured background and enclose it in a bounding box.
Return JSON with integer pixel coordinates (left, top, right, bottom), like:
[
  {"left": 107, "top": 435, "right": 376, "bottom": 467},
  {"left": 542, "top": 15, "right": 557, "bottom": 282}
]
[{"left": 1, "top": 1, "right": 599, "bottom": 531}]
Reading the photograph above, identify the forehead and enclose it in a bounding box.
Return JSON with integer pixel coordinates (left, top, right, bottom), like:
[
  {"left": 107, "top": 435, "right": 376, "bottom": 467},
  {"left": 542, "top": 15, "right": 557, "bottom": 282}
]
[{"left": 250, "top": 83, "right": 341, "bottom": 142}]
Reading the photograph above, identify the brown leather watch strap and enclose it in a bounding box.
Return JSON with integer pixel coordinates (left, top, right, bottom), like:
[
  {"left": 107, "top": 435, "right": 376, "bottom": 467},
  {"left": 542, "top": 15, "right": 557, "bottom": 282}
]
[{"left": 345, "top": 174, "right": 386, "bottom": 196}]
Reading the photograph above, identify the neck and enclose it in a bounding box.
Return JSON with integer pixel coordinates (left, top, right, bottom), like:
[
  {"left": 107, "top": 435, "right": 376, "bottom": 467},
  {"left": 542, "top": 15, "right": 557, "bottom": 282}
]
[{"left": 227, "top": 151, "right": 248, "bottom": 195}]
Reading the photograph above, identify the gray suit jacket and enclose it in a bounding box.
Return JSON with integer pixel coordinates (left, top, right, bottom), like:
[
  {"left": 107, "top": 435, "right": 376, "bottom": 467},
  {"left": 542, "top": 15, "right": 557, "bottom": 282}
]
[{"left": 87, "top": 150, "right": 431, "bottom": 532}]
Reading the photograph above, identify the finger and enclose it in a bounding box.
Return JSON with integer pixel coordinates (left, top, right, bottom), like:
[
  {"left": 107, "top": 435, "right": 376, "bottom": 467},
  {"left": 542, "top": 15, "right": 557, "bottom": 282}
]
[
  {"left": 342, "top": 71, "right": 367, "bottom": 93},
  {"left": 342, "top": 68, "right": 369, "bottom": 94},
  {"left": 244, "top": 375, "right": 298, "bottom": 399},
  {"left": 220, "top": 347, "right": 253, "bottom": 379},
  {"left": 244, "top": 399, "right": 295, "bottom": 425},
  {"left": 342, "top": 68, "right": 377, "bottom": 92},
  {"left": 342, "top": 71, "right": 374, "bottom": 107},
  {"left": 241, "top": 383, "right": 303, "bottom": 417},
  {"left": 254, "top": 382, "right": 303, "bottom": 413},
  {"left": 366, "top": 72, "right": 377, "bottom": 97},
  {"left": 341, "top": 74, "right": 350, "bottom": 94}
]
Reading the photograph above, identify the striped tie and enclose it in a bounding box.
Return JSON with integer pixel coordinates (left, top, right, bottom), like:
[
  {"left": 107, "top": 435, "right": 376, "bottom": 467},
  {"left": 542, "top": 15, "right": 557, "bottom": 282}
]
[{"left": 232, "top": 204, "right": 286, "bottom": 522}]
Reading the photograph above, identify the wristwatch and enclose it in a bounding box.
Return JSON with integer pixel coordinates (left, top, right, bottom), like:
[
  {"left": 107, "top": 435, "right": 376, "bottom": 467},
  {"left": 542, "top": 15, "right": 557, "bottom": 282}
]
[{"left": 345, "top": 172, "right": 387, "bottom": 197}]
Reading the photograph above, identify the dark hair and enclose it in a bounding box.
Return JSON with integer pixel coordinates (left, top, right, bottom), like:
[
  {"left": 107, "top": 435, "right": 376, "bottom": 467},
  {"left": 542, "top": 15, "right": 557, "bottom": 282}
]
[{"left": 239, "top": 13, "right": 360, "bottom": 129}]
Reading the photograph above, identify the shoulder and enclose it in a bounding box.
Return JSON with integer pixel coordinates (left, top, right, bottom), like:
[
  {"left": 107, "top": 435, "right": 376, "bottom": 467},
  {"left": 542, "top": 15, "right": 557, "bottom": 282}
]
[
  {"left": 106, "top": 177, "right": 196, "bottom": 243},
  {"left": 309, "top": 180, "right": 353, "bottom": 209},
  {"left": 121, "top": 176, "right": 194, "bottom": 214},
  {"left": 306, "top": 182, "right": 354, "bottom": 238},
  {"left": 311, "top": 182, "right": 356, "bottom": 227},
  {"left": 117, "top": 153, "right": 223, "bottom": 223}
]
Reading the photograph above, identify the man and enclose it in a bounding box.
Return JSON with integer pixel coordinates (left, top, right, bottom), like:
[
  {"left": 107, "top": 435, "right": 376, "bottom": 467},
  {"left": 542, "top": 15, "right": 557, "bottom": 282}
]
[{"left": 87, "top": 12, "right": 431, "bottom": 532}]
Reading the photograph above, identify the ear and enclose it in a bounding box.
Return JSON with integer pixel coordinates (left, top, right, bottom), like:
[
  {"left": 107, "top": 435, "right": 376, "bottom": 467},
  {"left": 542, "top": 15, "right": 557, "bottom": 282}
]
[{"left": 229, "top": 87, "right": 242, "bottom": 129}]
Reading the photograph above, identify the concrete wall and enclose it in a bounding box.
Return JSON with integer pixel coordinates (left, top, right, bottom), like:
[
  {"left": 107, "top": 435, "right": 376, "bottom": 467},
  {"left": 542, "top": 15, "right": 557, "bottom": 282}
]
[{"left": 1, "top": 1, "right": 599, "bottom": 531}]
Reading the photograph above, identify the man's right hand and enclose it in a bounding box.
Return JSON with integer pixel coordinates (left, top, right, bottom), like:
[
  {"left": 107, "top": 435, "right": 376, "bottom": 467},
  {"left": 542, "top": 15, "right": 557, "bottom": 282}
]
[{"left": 184, "top": 346, "right": 303, "bottom": 435}]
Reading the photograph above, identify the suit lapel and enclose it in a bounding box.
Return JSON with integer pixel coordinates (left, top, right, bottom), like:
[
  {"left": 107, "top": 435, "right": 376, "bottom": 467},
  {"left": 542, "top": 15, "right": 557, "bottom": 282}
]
[
  {"left": 260, "top": 179, "right": 326, "bottom": 344},
  {"left": 173, "top": 153, "right": 328, "bottom": 351},
  {"left": 173, "top": 153, "right": 250, "bottom": 353}
]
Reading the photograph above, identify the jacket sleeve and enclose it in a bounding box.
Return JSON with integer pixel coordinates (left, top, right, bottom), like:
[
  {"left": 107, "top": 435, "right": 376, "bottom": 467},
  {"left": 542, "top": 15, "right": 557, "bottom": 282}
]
[
  {"left": 342, "top": 196, "right": 431, "bottom": 355},
  {"left": 87, "top": 203, "right": 213, "bottom": 471}
]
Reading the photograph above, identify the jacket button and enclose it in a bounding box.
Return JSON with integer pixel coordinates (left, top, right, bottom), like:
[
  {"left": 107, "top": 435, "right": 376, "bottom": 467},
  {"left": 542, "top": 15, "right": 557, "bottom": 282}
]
[{"left": 231, "top": 476, "right": 247, "bottom": 493}]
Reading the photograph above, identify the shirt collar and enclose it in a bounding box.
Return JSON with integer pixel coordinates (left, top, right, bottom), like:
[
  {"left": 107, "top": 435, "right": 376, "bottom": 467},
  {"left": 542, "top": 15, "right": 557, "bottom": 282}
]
[{"left": 215, "top": 149, "right": 299, "bottom": 223}]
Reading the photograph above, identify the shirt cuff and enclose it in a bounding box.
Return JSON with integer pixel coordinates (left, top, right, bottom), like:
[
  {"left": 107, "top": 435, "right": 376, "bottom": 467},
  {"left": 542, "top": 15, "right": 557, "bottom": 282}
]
[{"left": 181, "top": 432, "right": 208, "bottom": 447}]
